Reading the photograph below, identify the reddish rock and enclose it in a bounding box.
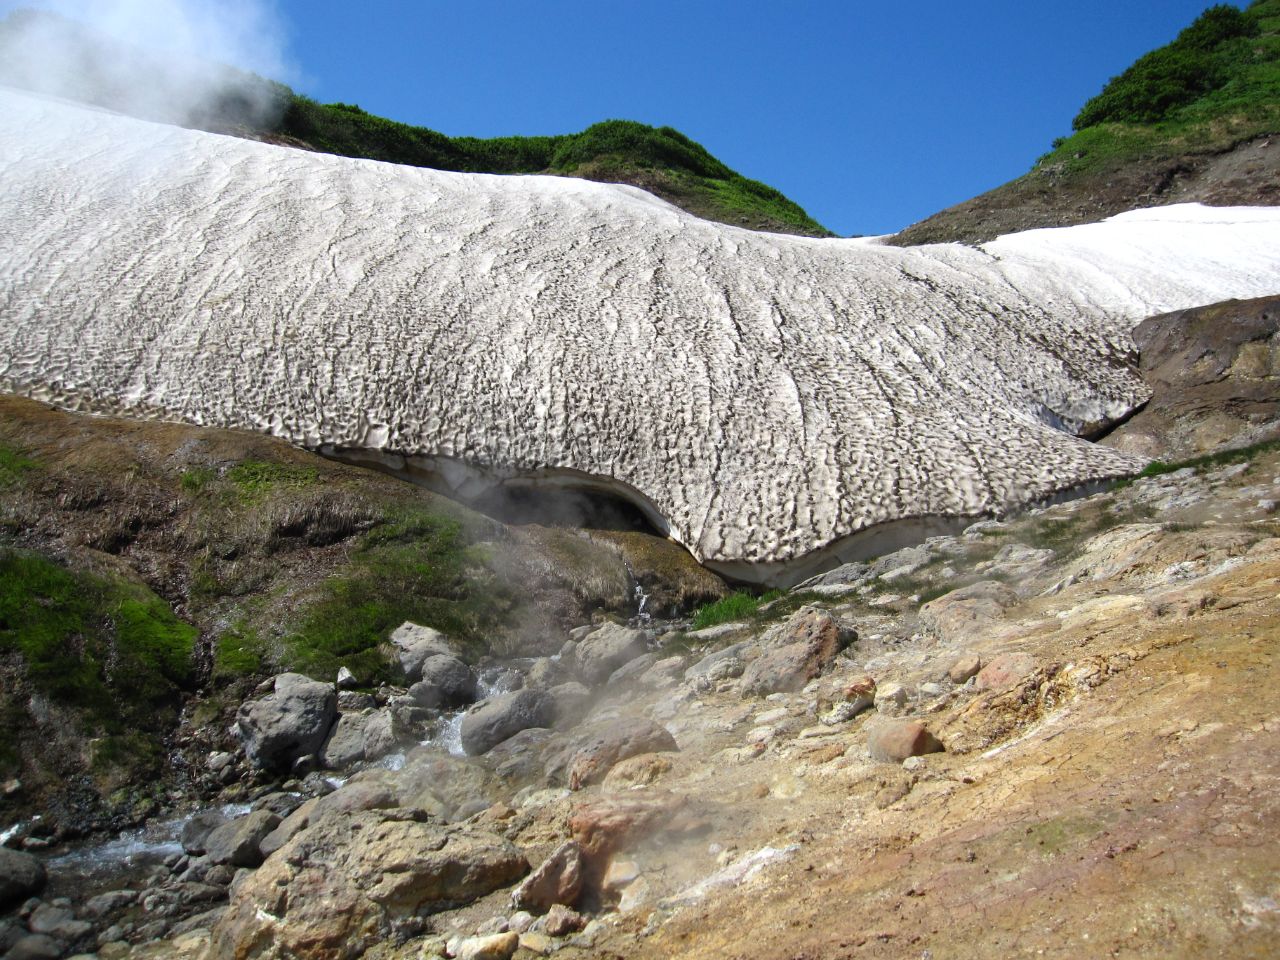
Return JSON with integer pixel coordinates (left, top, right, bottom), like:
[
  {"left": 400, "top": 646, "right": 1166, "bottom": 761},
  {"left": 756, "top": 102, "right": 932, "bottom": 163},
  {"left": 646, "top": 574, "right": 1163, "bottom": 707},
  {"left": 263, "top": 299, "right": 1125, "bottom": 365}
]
[
  {"left": 566, "top": 718, "right": 678, "bottom": 790},
  {"left": 544, "top": 903, "right": 587, "bottom": 936},
  {"left": 867, "top": 719, "right": 944, "bottom": 762},
  {"left": 510, "top": 840, "right": 584, "bottom": 913},
  {"left": 740, "top": 607, "right": 850, "bottom": 696},
  {"left": 975, "top": 652, "right": 1038, "bottom": 691}
]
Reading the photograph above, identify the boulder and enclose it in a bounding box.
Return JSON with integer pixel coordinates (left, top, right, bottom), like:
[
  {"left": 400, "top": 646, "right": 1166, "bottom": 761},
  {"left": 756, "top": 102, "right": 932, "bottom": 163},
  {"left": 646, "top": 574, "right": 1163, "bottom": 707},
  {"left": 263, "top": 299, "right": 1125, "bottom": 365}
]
[
  {"left": 336, "top": 666, "right": 358, "bottom": 690},
  {"left": 483, "top": 728, "right": 561, "bottom": 784},
  {"left": 605, "top": 653, "right": 658, "bottom": 688},
  {"left": 975, "top": 652, "right": 1039, "bottom": 691},
  {"left": 212, "top": 809, "right": 528, "bottom": 960},
  {"left": 180, "top": 809, "right": 229, "bottom": 856},
  {"left": 389, "top": 622, "right": 454, "bottom": 682},
  {"left": 544, "top": 903, "right": 586, "bottom": 937},
  {"left": 205, "top": 810, "right": 282, "bottom": 868},
  {"left": 460, "top": 690, "right": 553, "bottom": 757},
  {"left": 575, "top": 623, "right": 649, "bottom": 685},
  {"left": 320, "top": 712, "right": 368, "bottom": 769},
  {"left": 0, "top": 848, "right": 47, "bottom": 907},
  {"left": 28, "top": 902, "right": 92, "bottom": 941},
  {"left": 407, "top": 655, "right": 478, "bottom": 709},
  {"left": 4, "top": 934, "right": 62, "bottom": 960},
  {"left": 684, "top": 642, "right": 749, "bottom": 682},
  {"left": 947, "top": 655, "right": 983, "bottom": 684},
  {"left": 867, "top": 719, "right": 944, "bottom": 762},
  {"left": 258, "top": 798, "right": 319, "bottom": 861},
  {"left": 740, "top": 607, "right": 849, "bottom": 696},
  {"left": 360, "top": 711, "right": 398, "bottom": 761},
  {"left": 543, "top": 681, "right": 592, "bottom": 729},
  {"left": 565, "top": 718, "right": 678, "bottom": 790},
  {"left": 510, "top": 840, "right": 584, "bottom": 913},
  {"left": 919, "top": 581, "right": 1018, "bottom": 645},
  {"left": 237, "top": 673, "right": 337, "bottom": 772}
]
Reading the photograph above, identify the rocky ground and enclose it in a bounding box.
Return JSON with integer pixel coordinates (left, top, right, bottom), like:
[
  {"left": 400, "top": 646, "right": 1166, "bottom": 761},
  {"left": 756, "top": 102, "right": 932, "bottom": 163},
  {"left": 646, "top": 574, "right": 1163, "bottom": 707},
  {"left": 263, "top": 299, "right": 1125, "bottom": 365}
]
[
  {"left": 4, "top": 434, "right": 1278, "bottom": 959},
  {"left": 888, "top": 135, "right": 1280, "bottom": 247}
]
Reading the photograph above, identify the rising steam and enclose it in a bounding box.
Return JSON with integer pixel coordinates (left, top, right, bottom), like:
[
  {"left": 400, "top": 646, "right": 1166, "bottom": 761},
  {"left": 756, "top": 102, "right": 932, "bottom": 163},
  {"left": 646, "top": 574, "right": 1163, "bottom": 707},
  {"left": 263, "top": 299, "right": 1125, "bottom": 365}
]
[{"left": 0, "top": 0, "right": 295, "bottom": 130}]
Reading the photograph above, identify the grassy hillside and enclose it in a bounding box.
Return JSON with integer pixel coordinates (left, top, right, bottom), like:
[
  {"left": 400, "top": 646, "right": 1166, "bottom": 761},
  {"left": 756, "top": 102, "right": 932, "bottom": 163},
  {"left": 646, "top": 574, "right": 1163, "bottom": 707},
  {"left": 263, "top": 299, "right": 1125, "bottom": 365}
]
[
  {"left": 0, "top": 10, "right": 828, "bottom": 237},
  {"left": 892, "top": 0, "right": 1280, "bottom": 245},
  {"left": 276, "top": 104, "right": 830, "bottom": 236}
]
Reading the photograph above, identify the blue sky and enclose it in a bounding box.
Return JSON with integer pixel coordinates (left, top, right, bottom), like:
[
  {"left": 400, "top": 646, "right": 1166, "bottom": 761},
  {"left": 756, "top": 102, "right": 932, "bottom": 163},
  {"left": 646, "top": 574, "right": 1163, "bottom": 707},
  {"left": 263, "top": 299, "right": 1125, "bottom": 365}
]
[
  {"left": 5, "top": 0, "right": 1229, "bottom": 235},
  {"left": 269, "top": 1, "right": 1222, "bottom": 236}
]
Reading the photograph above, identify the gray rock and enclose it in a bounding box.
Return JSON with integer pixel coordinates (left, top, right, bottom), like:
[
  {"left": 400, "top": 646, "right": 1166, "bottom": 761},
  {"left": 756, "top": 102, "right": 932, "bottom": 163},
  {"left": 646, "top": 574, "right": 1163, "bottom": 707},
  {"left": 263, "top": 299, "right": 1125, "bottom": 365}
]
[
  {"left": 543, "top": 681, "right": 592, "bottom": 729},
  {"left": 28, "top": 902, "right": 91, "bottom": 941},
  {"left": 205, "top": 810, "right": 282, "bottom": 868},
  {"left": 321, "top": 712, "right": 368, "bottom": 769},
  {"left": 740, "top": 608, "right": 847, "bottom": 696},
  {"left": 81, "top": 890, "right": 137, "bottom": 919},
  {"left": 180, "top": 809, "right": 229, "bottom": 856},
  {"left": 389, "top": 622, "right": 454, "bottom": 682},
  {"left": 564, "top": 718, "right": 678, "bottom": 790},
  {"left": 4, "top": 933, "right": 62, "bottom": 960},
  {"left": 361, "top": 710, "right": 398, "bottom": 761},
  {"left": 0, "top": 848, "right": 46, "bottom": 908},
  {"left": 684, "top": 642, "right": 750, "bottom": 681},
  {"left": 336, "top": 666, "right": 358, "bottom": 690},
  {"left": 236, "top": 673, "right": 338, "bottom": 772},
  {"left": 605, "top": 653, "right": 658, "bottom": 689},
  {"left": 461, "top": 691, "right": 554, "bottom": 757},
  {"left": 575, "top": 623, "right": 649, "bottom": 685},
  {"left": 407, "top": 655, "right": 478, "bottom": 709}
]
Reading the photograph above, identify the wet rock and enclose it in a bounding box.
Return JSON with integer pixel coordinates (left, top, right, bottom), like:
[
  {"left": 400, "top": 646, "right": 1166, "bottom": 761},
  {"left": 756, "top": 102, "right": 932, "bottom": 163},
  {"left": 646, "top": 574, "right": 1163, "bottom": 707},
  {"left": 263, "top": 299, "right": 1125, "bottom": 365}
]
[
  {"left": 213, "top": 809, "right": 528, "bottom": 959},
  {"left": 575, "top": 623, "right": 649, "bottom": 685},
  {"left": 28, "top": 902, "right": 91, "bottom": 942},
  {"left": 4, "top": 933, "right": 62, "bottom": 960},
  {"left": 236, "top": 673, "right": 338, "bottom": 772},
  {"left": 947, "top": 655, "right": 983, "bottom": 684},
  {"left": 867, "top": 719, "right": 944, "bottom": 762},
  {"left": 461, "top": 690, "right": 554, "bottom": 757},
  {"left": 975, "top": 652, "right": 1039, "bottom": 691},
  {"left": 389, "top": 622, "right": 455, "bottom": 682},
  {"left": 205, "top": 810, "right": 281, "bottom": 868},
  {"left": 0, "top": 848, "right": 46, "bottom": 907},
  {"left": 408, "top": 655, "right": 478, "bottom": 709},
  {"left": 544, "top": 903, "right": 586, "bottom": 937},
  {"left": 565, "top": 718, "right": 678, "bottom": 790},
  {"left": 454, "top": 931, "right": 519, "bottom": 960},
  {"left": 511, "top": 840, "right": 584, "bottom": 913},
  {"left": 81, "top": 890, "right": 137, "bottom": 919}
]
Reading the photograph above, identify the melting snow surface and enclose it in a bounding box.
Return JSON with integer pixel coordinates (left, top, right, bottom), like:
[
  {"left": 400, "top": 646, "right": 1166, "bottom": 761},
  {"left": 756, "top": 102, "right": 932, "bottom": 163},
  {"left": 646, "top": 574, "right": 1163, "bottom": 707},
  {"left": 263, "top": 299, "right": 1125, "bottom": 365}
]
[{"left": 2, "top": 88, "right": 1279, "bottom": 578}]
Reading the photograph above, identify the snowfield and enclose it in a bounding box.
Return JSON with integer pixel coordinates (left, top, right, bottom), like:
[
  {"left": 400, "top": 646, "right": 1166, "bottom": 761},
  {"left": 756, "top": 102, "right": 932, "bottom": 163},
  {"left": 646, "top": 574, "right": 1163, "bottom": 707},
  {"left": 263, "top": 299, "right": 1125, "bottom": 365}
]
[{"left": 1, "top": 88, "right": 1278, "bottom": 581}]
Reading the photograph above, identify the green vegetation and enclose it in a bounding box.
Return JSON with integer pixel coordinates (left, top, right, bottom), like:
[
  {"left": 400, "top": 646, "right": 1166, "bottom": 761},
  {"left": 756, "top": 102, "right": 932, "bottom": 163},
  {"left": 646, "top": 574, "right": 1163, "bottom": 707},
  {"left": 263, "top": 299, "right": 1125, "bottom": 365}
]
[
  {"left": 1125, "top": 435, "right": 1280, "bottom": 481},
  {"left": 276, "top": 104, "right": 829, "bottom": 235},
  {"left": 1037, "top": 0, "right": 1280, "bottom": 174},
  {"left": 180, "top": 466, "right": 215, "bottom": 493},
  {"left": 226, "top": 458, "right": 318, "bottom": 500},
  {"left": 0, "top": 441, "right": 38, "bottom": 486},
  {"left": 691, "top": 589, "right": 781, "bottom": 630},
  {"left": 0, "top": 549, "right": 195, "bottom": 746},
  {"left": 234, "top": 507, "right": 518, "bottom": 684}
]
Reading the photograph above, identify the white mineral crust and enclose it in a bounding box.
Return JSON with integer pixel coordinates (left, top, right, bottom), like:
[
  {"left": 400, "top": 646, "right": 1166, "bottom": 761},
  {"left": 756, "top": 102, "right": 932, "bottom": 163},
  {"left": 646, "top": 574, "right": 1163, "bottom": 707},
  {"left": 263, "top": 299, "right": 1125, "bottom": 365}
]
[{"left": 1, "top": 88, "right": 1279, "bottom": 581}]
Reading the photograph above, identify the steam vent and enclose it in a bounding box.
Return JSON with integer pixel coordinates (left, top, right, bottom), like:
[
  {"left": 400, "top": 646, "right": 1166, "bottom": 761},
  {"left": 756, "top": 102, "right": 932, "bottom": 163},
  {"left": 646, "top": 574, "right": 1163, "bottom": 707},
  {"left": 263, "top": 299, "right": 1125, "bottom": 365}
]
[{"left": 3, "top": 87, "right": 1279, "bottom": 583}]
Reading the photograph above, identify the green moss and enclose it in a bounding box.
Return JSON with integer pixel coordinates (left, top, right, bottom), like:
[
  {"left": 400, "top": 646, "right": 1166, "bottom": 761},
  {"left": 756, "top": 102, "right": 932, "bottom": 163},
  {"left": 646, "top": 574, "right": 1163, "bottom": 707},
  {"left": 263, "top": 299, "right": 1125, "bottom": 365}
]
[
  {"left": 226, "top": 459, "right": 319, "bottom": 499},
  {"left": 280, "top": 508, "right": 520, "bottom": 682},
  {"left": 0, "top": 548, "right": 195, "bottom": 735},
  {"left": 213, "top": 625, "right": 267, "bottom": 680},
  {"left": 180, "top": 466, "right": 215, "bottom": 493},
  {"left": 0, "top": 441, "right": 38, "bottom": 487}
]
